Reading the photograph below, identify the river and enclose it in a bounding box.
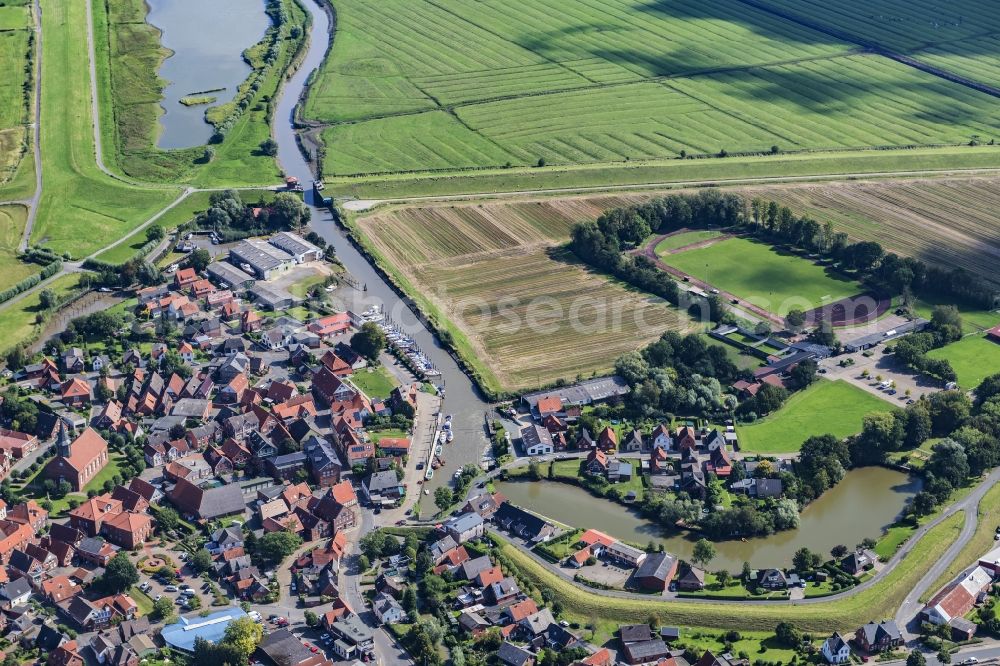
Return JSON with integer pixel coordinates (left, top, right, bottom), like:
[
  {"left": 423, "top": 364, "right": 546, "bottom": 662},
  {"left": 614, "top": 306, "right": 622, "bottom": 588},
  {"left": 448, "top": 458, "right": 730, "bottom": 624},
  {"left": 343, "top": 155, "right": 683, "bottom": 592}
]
[
  {"left": 495, "top": 466, "right": 921, "bottom": 570},
  {"left": 147, "top": 0, "right": 270, "bottom": 149},
  {"left": 271, "top": 0, "right": 495, "bottom": 517}
]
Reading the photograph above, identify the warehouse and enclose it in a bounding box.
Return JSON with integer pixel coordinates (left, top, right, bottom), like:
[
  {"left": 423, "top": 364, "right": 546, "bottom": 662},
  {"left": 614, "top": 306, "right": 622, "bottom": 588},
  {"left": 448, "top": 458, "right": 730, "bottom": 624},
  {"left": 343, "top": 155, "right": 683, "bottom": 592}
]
[
  {"left": 269, "top": 232, "right": 323, "bottom": 263},
  {"left": 207, "top": 262, "right": 256, "bottom": 289},
  {"left": 229, "top": 240, "right": 295, "bottom": 280}
]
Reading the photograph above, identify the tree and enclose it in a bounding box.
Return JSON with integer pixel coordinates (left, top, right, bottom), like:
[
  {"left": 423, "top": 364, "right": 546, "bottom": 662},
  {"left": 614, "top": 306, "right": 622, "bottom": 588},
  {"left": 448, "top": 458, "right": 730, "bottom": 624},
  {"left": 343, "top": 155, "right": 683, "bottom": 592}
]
[
  {"left": 254, "top": 531, "right": 302, "bottom": 567},
  {"left": 102, "top": 552, "right": 139, "bottom": 594},
  {"left": 788, "top": 359, "right": 817, "bottom": 390},
  {"left": 775, "top": 621, "right": 800, "bottom": 647},
  {"left": 188, "top": 248, "right": 211, "bottom": 272},
  {"left": 691, "top": 538, "right": 716, "bottom": 568},
  {"left": 786, "top": 308, "right": 806, "bottom": 331},
  {"left": 792, "top": 547, "right": 818, "bottom": 572},
  {"left": 906, "top": 651, "right": 926, "bottom": 666},
  {"left": 39, "top": 289, "right": 58, "bottom": 310},
  {"left": 203, "top": 147, "right": 216, "bottom": 163},
  {"left": 359, "top": 530, "right": 388, "bottom": 560},
  {"left": 715, "top": 570, "right": 732, "bottom": 587},
  {"left": 434, "top": 486, "right": 453, "bottom": 512},
  {"left": 191, "top": 548, "right": 213, "bottom": 573},
  {"left": 146, "top": 225, "right": 165, "bottom": 242},
  {"left": 402, "top": 585, "right": 418, "bottom": 615},
  {"left": 151, "top": 596, "right": 174, "bottom": 621},
  {"left": 224, "top": 616, "right": 264, "bottom": 662},
  {"left": 304, "top": 610, "right": 318, "bottom": 627},
  {"left": 937, "top": 651, "right": 951, "bottom": 665},
  {"left": 156, "top": 507, "right": 179, "bottom": 533},
  {"left": 350, "top": 322, "right": 387, "bottom": 361},
  {"left": 259, "top": 139, "right": 279, "bottom": 156},
  {"left": 831, "top": 544, "right": 848, "bottom": 559}
]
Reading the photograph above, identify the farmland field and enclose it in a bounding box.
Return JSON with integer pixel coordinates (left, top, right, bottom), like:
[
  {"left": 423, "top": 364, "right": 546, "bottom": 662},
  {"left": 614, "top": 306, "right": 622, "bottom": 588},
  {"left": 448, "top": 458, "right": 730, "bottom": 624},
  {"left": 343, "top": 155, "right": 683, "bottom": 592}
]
[
  {"left": 927, "top": 336, "right": 1000, "bottom": 390},
  {"left": 308, "top": 0, "right": 1000, "bottom": 177},
  {"left": 354, "top": 195, "right": 699, "bottom": 393},
  {"left": 754, "top": 178, "right": 1000, "bottom": 290},
  {"left": 662, "top": 236, "right": 860, "bottom": 315},
  {"left": 736, "top": 379, "right": 889, "bottom": 453}
]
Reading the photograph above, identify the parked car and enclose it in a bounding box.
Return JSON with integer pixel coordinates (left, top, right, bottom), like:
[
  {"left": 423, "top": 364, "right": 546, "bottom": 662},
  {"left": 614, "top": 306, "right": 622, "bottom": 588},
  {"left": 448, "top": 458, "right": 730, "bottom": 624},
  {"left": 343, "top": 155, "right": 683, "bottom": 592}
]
[{"left": 164, "top": 585, "right": 178, "bottom": 592}]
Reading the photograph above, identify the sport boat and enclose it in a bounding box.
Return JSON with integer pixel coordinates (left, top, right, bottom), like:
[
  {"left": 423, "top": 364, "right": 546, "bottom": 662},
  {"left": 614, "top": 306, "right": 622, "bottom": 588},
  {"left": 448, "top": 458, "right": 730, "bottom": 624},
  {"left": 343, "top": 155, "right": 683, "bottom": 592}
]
[
  {"left": 439, "top": 431, "right": 447, "bottom": 444},
  {"left": 425, "top": 469, "right": 434, "bottom": 480},
  {"left": 446, "top": 430, "right": 454, "bottom": 443},
  {"left": 435, "top": 445, "right": 443, "bottom": 456}
]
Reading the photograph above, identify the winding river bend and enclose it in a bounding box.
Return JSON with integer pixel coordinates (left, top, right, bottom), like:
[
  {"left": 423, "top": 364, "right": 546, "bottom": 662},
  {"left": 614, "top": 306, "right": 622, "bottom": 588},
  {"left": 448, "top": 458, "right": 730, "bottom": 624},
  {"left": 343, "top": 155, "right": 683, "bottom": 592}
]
[{"left": 271, "top": 0, "right": 493, "bottom": 514}]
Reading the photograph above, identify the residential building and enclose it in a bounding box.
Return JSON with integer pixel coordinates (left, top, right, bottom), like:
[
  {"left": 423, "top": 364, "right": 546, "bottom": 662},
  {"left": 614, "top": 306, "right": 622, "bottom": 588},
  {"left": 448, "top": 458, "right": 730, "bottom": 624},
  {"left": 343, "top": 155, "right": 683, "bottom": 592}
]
[
  {"left": 821, "top": 634, "right": 850, "bottom": 664},
  {"left": 853, "top": 620, "right": 902, "bottom": 654},
  {"left": 520, "top": 424, "right": 553, "bottom": 456}
]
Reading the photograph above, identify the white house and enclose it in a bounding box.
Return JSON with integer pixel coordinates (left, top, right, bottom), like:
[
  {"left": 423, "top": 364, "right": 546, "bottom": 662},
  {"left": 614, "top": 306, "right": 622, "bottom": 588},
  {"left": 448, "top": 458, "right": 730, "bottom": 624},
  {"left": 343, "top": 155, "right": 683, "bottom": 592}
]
[
  {"left": 373, "top": 592, "right": 407, "bottom": 625},
  {"left": 821, "top": 634, "right": 850, "bottom": 664},
  {"left": 520, "top": 424, "right": 553, "bottom": 456},
  {"left": 650, "top": 424, "right": 672, "bottom": 451}
]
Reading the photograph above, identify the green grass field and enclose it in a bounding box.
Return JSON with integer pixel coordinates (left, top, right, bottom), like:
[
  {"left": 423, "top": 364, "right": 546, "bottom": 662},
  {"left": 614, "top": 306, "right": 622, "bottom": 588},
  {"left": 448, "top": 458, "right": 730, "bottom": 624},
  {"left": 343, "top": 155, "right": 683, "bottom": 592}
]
[
  {"left": 0, "top": 273, "right": 82, "bottom": 356},
  {"left": 663, "top": 237, "right": 861, "bottom": 315},
  {"left": 654, "top": 230, "right": 723, "bottom": 255},
  {"left": 349, "top": 366, "right": 400, "bottom": 401},
  {"left": 307, "top": 0, "right": 1000, "bottom": 177},
  {"left": 0, "top": 205, "right": 41, "bottom": 292},
  {"left": 927, "top": 335, "right": 1000, "bottom": 390},
  {"left": 0, "top": 4, "right": 31, "bottom": 190},
  {"left": 737, "top": 379, "right": 890, "bottom": 453}
]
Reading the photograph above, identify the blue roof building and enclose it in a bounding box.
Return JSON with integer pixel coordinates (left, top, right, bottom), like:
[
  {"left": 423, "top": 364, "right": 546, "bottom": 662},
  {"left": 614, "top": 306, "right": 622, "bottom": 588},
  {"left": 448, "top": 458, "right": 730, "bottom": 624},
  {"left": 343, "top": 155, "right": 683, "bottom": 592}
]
[{"left": 161, "top": 607, "right": 249, "bottom": 652}]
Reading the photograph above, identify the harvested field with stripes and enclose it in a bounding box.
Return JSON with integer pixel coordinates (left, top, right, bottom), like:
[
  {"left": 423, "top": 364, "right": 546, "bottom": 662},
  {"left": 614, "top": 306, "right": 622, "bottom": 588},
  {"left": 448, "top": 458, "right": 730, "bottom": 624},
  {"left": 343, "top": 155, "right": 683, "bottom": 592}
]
[
  {"left": 749, "top": 177, "right": 1000, "bottom": 290},
  {"left": 354, "top": 195, "right": 698, "bottom": 392}
]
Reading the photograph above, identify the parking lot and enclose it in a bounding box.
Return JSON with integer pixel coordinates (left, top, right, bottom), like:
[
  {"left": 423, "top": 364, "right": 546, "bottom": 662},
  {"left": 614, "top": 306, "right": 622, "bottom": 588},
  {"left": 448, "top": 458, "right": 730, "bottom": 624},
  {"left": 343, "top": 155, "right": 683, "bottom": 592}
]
[{"left": 819, "top": 346, "right": 942, "bottom": 405}]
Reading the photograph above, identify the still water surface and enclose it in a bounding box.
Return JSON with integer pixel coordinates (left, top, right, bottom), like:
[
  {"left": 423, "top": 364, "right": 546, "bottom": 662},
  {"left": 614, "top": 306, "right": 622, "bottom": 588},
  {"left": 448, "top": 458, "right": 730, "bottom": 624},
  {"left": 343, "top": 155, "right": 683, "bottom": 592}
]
[
  {"left": 496, "top": 466, "right": 920, "bottom": 570},
  {"left": 146, "top": 0, "right": 270, "bottom": 148}
]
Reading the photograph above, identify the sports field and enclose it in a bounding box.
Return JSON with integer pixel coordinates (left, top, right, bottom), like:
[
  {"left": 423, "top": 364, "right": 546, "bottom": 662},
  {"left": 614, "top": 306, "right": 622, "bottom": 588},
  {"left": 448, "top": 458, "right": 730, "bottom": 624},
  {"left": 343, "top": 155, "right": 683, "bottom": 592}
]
[
  {"left": 307, "top": 0, "right": 1000, "bottom": 177},
  {"left": 354, "top": 195, "right": 697, "bottom": 394},
  {"left": 737, "top": 379, "right": 889, "bottom": 453},
  {"left": 927, "top": 336, "right": 1000, "bottom": 390},
  {"left": 654, "top": 230, "right": 723, "bottom": 255},
  {"left": 662, "top": 237, "right": 860, "bottom": 315}
]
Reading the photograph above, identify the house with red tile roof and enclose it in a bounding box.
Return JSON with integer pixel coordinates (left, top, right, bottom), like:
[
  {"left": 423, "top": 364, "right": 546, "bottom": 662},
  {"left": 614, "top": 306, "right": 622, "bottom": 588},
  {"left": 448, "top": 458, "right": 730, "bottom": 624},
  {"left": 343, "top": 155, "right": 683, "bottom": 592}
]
[
  {"left": 319, "top": 351, "right": 353, "bottom": 377},
  {"left": 174, "top": 268, "right": 197, "bottom": 289},
  {"left": 60, "top": 378, "right": 92, "bottom": 407},
  {"left": 101, "top": 511, "right": 152, "bottom": 549},
  {"left": 0, "top": 429, "right": 39, "bottom": 459}
]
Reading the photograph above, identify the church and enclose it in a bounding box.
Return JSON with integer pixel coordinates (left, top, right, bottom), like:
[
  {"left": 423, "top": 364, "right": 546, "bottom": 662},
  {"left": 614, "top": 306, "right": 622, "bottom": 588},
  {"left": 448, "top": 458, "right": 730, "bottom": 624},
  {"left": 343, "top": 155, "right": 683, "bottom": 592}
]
[{"left": 43, "top": 423, "right": 110, "bottom": 492}]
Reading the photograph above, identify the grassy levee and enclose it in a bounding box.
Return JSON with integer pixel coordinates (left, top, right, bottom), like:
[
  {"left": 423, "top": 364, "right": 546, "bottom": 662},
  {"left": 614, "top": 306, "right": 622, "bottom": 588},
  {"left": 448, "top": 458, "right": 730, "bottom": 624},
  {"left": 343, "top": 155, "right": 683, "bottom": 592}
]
[
  {"left": 89, "top": 0, "right": 305, "bottom": 187},
  {"left": 33, "top": 0, "right": 179, "bottom": 258},
  {"left": 0, "top": 143, "right": 35, "bottom": 201},
  {"left": 494, "top": 510, "right": 964, "bottom": 633},
  {"left": 0, "top": 273, "right": 82, "bottom": 356},
  {"left": 326, "top": 146, "right": 1000, "bottom": 199},
  {"left": 920, "top": 483, "right": 1000, "bottom": 603},
  {"left": 0, "top": 0, "right": 32, "bottom": 194}
]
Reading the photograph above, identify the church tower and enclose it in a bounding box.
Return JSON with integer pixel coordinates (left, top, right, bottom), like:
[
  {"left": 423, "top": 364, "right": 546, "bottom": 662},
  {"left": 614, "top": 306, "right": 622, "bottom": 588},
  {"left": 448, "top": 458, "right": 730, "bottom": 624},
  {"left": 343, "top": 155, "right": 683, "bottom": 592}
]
[{"left": 56, "top": 420, "right": 72, "bottom": 458}]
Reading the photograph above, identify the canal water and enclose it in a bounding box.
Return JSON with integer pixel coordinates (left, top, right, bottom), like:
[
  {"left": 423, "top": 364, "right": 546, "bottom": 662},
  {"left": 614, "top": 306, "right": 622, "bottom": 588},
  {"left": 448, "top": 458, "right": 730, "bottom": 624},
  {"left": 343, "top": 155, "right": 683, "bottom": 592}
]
[
  {"left": 147, "top": 0, "right": 270, "bottom": 149},
  {"left": 495, "top": 466, "right": 921, "bottom": 570},
  {"left": 270, "top": 0, "right": 495, "bottom": 517}
]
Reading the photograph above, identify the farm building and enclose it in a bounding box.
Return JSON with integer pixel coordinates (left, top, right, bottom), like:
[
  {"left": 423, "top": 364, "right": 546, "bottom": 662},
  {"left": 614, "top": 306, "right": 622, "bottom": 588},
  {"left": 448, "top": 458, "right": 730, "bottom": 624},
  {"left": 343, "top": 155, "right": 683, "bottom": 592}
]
[
  {"left": 988, "top": 324, "right": 1000, "bottom": 343},
  {"left": 268, "top": 232, "right": 323, "bottom": 263},
  {"left": 520, "top": 424, "right": 553, "bottom": 456},
  {"left": 521, "top": 376, "right": 629, "bottom": 414},
  {"left": 207, "top": 262, "right": 256, "bottom": 289},
  {"left": 922, "top": 565, "right": 992, "bottom": 626},
  {"left": 229, "top": 240, "right": 295, "bottom": 280},
  {"left": 633, "top": 551, "right": 678, "bottom": 592}
]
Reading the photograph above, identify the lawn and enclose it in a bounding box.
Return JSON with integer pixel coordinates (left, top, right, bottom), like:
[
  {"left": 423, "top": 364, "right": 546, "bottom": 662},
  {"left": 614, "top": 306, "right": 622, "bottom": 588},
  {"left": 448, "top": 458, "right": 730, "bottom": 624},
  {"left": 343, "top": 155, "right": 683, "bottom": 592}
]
[
  {"left": 349, "top": 366, "right": 399, "bottom": 400},
  {"left": 736, "top": 379, "right": 889, "bottom": 453},
  {"left": 927, "top": 335, "right": 1000, "bottom": 390},
  {"left": 0, "top": 205, "right": 41, "bottom": 292},
  {"left": 0, "top": 4, "right": 30, "bottom": 190},
  {"left": 370, "top": 429, "right": 409, "bottom": 445},
  {"left": 664, "top": 237, "right": 861, "bottom": 316},
  {"left": 654, "top": 230, "right": 723, "bottom": 255},
  {"left": 493, "top": 510, "right": 964, "bottom": 632},
  {"left": 80, "top": 453, "right": 125, "bottom": 494},
  {"left": 0, "top": 273, "right": 83, "bottom": 356},
  {"left": 287, "top": 271, "right": 328, "bottom": 299}
]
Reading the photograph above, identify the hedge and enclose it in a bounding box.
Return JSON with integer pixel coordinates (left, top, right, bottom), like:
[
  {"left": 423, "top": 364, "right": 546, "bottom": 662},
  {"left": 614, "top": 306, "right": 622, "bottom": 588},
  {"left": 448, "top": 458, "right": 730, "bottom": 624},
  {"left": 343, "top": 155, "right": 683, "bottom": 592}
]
[{"left": 0, "top": 260, "right": 62, "bottom": 305}]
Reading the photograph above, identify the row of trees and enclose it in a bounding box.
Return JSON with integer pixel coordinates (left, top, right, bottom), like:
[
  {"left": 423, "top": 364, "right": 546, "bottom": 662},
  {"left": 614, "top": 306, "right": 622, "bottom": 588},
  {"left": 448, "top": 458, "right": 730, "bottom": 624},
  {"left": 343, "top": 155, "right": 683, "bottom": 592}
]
[{"left": 890, "top": 305, "right": 964, "bottom": 383}]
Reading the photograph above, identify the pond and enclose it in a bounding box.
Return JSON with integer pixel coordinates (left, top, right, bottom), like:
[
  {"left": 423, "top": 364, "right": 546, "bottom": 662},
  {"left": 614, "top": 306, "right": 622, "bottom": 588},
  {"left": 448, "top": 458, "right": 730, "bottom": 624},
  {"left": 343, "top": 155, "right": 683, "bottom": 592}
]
[
  {"left": 495, "top": 466, "right": 921, "bottom": 571},
  {"left": 146, "top": 0, "right": 270, "bottom": 149}
]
